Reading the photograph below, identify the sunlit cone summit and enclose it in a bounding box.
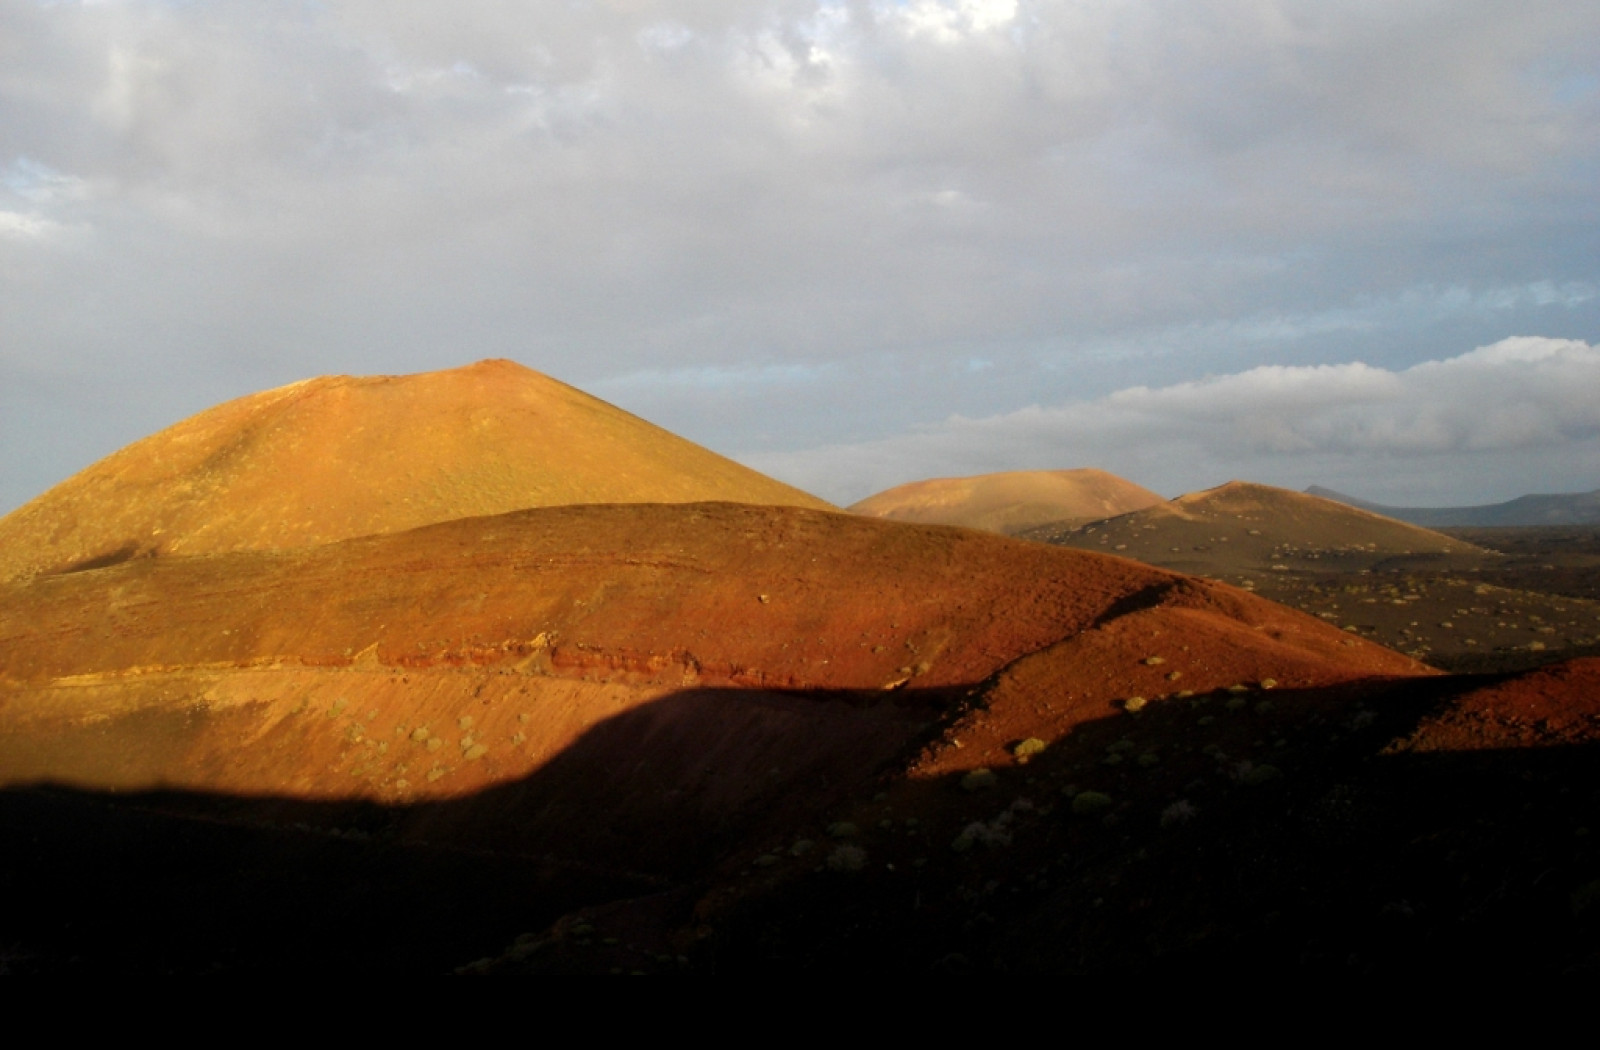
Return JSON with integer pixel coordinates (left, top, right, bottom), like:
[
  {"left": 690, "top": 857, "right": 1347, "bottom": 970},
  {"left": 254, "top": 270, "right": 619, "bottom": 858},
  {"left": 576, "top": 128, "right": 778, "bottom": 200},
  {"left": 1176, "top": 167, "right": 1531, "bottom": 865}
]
[{"left": 0, "top": 359, "right": 831, "bottom": 580}]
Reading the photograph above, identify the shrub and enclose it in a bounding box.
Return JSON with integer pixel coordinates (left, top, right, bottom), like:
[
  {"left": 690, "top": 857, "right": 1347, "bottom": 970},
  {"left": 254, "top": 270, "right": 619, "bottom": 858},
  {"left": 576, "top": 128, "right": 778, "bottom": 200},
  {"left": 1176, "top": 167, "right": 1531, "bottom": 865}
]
[
  {"left": 1242, "top": 764, "right": 1281, "bottom": 786},
  {"left": 826, "top": 845, "right": 868, "bottom": 872},
  {"left": 1013, "top": 737, "right": 1047, "bottom": 759},
  {"left": 1072, "top": 791, "right": 1113, "bottom": 816},
  {"left": 961, "top": 768, "right": 998, "bottom": 792},
  {"left": 1160, "top": 799, "right": 1198, "bottom": 827}
]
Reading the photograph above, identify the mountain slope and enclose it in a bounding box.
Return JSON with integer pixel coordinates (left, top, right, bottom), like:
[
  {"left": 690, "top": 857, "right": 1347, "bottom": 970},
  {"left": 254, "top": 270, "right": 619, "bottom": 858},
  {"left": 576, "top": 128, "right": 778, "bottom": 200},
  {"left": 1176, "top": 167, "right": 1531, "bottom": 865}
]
[
  {"left": 0, "top": 502, "right": 1425, "bottom": 841},
  {"left": 0, "top": 500, "right": 1446, "bottom": 971},
  {"left": 0, "top": 359, "right": 831, "bottom": 580}
]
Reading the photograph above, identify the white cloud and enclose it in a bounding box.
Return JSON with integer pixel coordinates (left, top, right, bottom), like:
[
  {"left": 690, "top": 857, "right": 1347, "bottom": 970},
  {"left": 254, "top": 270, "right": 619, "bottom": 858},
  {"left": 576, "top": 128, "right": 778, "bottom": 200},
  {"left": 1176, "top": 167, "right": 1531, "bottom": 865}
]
[
  {"left": 885, "top": 0, "right": 1019, "bottom": 43},
  {"left": 0, "top": 209, "right": 63, "bottom": 241},
  {"left": 747, "top": 338, "right": 1600, "bottom": 505},
  {"left": 638, "top": 22, "right": 696, "bottom": 54}
]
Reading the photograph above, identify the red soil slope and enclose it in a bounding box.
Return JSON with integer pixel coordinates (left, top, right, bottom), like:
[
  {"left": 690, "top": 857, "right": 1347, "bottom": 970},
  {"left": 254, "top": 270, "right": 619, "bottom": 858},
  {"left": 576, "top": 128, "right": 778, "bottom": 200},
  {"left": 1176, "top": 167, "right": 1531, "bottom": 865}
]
[
  {"left": 1396, "top": 656, "right": 1600, "bottom": 752},
  {"left": 0, "top": 503, "right": 1427, "bottom": 873},
  {"left": 850, "top": 469, "right": 1163, "bottom": 535},
  {"left": 0, "top": 359, "right": 831, "bottom": 581}
]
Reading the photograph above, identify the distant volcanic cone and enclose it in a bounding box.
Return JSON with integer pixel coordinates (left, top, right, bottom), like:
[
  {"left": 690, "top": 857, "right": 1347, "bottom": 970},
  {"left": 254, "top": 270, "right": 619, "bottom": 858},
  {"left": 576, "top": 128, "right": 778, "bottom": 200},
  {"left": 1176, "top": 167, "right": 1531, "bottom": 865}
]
[
  {"left": 1033, "top": 480, "right": 1481, "bottom": 574},
  {"left": 849, "top": 468, "right": 1164, "bottom": 535},
  {"left": 0, "top": 359, "right": 831, "bottom": 581}
]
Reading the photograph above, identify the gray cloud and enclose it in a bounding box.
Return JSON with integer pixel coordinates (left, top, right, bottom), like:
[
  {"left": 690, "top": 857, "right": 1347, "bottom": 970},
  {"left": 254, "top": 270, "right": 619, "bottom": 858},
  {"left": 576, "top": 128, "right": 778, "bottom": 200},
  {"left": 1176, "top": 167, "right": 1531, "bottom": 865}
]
[
  {"left": 747, "top": 337, "right": 1600, "bottom": 505},
  {"left": 2, "top": 1, "right": 1598, "bottom": 510}
]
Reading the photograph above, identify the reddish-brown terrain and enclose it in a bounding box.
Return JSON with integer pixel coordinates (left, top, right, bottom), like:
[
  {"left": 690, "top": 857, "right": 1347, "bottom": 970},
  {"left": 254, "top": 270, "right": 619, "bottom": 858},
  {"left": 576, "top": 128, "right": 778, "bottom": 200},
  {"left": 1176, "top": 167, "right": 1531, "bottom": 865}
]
[
  {"left": 0, "top": 369, "right": 1596, "bottom": 974},
  {"left": 0, "top": 498, "right": 1448, "bottom": 971},
  {"left": 0, "top": 359, "right": 830, "bottom": 582},
  {"left": 0, "top": 502, "right": 1421, "bottom": 826},
  {"left": 850, "top": 468, "right": 1163, "bottom": 535}
]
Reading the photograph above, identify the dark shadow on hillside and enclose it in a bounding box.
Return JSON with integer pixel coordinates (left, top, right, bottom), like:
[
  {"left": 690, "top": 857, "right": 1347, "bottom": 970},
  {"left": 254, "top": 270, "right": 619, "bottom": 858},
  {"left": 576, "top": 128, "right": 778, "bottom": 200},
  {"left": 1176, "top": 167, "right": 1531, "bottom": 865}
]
[
  {"left": 0, "top": 682, "right": 949, "bottom": 973},
  {"left": 680, "top": 678, "right": 1600, "bottom": 976},
  {"left": 989, "top": 740, "right": 1600, "bottom": 975},
  {"left": 3, "top": 673, "right": 1598, "bottom": 973}
]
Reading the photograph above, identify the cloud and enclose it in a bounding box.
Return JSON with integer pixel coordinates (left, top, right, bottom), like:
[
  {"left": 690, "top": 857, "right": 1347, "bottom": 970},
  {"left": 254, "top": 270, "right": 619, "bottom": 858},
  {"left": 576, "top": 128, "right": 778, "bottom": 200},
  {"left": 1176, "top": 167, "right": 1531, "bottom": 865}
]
[
  {"left": 0, "top": 2, "right": 1597, "bottom": 513},
  {"left": 0, "top": 209, "right": 62, "bottom": 241},
  {"left": 746, "top": 337, "right": 1600, "bottom": 505},
  {"left": 890, "top": 0, "right": 1019, "bottom": 43}
]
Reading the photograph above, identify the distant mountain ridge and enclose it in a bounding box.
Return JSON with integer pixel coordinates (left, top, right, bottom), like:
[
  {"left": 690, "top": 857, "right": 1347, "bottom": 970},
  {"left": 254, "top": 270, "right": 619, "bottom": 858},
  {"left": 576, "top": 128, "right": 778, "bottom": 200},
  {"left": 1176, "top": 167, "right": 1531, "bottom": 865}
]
[{"left": 1307, "top": 486, "right": 1600, "bottom": 527}]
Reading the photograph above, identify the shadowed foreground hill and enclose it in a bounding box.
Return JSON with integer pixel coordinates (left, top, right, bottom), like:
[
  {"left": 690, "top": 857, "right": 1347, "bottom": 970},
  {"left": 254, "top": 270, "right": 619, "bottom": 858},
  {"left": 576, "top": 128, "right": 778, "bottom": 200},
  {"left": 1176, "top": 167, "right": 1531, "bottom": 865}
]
[
  {"left": 12, "top": 501, "right": 1599, "bottom": 974},
  {"left": 0, "top": 359, "right": 831, "bottom": 581},
  {"left": 850, "top": 469, "right": 1164, "bottom": 535},
  {"left": 596, "top": 657, "right": 1600, "bottom": 976},
  {"left": 1028, "top": 480, "right": 1481, "bottom": 575}
]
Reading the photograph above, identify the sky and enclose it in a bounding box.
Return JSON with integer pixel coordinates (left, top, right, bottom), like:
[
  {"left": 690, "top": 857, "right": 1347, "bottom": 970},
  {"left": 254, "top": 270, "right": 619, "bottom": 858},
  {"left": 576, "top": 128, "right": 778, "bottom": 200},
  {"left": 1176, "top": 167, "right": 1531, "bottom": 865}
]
[{"left": 2, "top": 0, "right": 1598, "bottom": 512}]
